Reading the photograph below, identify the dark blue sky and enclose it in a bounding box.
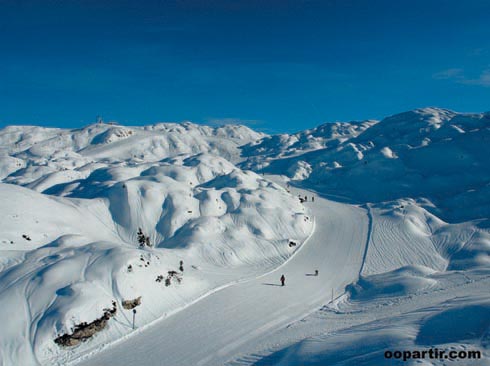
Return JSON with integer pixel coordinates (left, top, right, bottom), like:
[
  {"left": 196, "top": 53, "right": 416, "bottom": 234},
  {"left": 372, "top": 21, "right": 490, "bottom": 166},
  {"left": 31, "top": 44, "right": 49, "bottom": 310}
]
[{"left": 1, "top": 0, "right": 489, "bottom": 132}]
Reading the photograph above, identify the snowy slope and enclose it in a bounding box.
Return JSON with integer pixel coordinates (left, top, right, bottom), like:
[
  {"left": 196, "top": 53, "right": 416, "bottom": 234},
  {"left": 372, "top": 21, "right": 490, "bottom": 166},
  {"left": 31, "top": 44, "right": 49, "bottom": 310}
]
[
  {"left": 1, "top": 109, "right": 489, "bottom": 366},
  {"left": 241, "top": 120, "right": 375, "bottom": 160},
  {"left": 0, "top": 152, "right": 310, "bottom": 365},
  {"left": 73, "top": 180, "right": 490, "bottom": 366},
  {"left": 252, "top": 108, "right": 490, "bottom": 223},
  {"left": 227, "top": 198, "right": 490, "bottom": 366},
  {"left": 244, "top": 269, "right": 490, "bottom": 366},
  {"left": 74, "top": 183, "right": 368, "bottom": 366},
  {"left": 0, "top": 121, "right": 264, "bottom": 189},
  {"left": 240, "top": 120, "right": 376, "bottom": 173}
]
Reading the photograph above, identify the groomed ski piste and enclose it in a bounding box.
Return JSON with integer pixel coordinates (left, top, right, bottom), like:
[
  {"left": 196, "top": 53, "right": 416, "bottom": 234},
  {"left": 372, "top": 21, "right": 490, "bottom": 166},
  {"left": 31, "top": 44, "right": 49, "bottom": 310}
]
[
  {"left": 0, "top": 108, "right": 489, "bottom": 365},
  {"left": 74, "top": 181, "right": 368, "bottom": 366}
]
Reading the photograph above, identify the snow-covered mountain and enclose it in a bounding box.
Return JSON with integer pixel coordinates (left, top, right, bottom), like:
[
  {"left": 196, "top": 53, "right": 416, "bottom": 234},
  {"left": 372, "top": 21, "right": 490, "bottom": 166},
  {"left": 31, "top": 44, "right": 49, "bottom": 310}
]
[
  {"left": 0, "top": 108, "right": 489, "bottom": 365},
  {"left": 241, "top": 119, "right": 375, "bottom": 160},
  {"left": 248, "top": 108, "right": 490, "bottom": 223},
  {"left": 0, "top": 122, "right": 264, "bottom": 186},
  {"left": 0, "top": 163, "right": 310, "bottom": 364}
]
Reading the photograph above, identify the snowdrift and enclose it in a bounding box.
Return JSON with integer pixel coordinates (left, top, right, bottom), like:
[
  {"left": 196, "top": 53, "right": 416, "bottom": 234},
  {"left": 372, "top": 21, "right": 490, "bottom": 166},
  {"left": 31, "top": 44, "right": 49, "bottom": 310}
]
[
  {"left": 0, "top": 153, "right": 311, "bottom": 365},
  {"left": 248, "top": 108, "right": 490, "bottom": 223},
  {"left": 1, "top": 109, "right": 489, "bottom": 366},
  {"left": 0, "top": 121, "right": 264, "bottom": 190}
]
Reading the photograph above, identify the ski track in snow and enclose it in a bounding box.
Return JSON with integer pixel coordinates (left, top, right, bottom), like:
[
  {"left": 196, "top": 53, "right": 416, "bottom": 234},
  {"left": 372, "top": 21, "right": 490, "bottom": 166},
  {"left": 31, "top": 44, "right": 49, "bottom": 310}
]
[
  {"left": 358, "top": 203, "right": 373, "bottom": 276},
  {"left": 73, "top": 184, "right": 369, "bottom": 366},
  {"left": 1, "top": 109, "right": 489, "bottom": 365}
]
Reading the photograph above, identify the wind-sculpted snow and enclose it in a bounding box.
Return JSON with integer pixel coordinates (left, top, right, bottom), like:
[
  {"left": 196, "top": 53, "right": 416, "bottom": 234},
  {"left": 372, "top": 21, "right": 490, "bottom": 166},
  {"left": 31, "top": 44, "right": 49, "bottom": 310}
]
[
  {"left": 239, "top": 120, "right": 375, "bottom": 172},
  {"left": 3, "top": 109, "right": 489, "bottom": 223},
  {"left": 0, "top": 154, "right": 311, "bottom": 365},
  {"left": 361, "top": 200, "right": 456, "bottom": 275},
  {"left": 1, "top": 110, "right": 489, "bottom": 366},
  {"left": 0, "top": 121, "right": 264, "bottom": 189},
  {"left": 241, "top": 120, "right": 375, "bottom": 159},
  {"left": 348, "top": 265, "right": 439, "bottom": 300},
  {"left": 252, "top": 108, "right": 490, "bottom": 223}
]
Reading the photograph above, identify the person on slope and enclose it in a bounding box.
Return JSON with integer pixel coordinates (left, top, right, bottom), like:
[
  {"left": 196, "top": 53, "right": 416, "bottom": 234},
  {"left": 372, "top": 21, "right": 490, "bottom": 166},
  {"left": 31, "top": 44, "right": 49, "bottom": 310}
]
[{"left": 280, "top": 274, "right": 286, "bottom": 286}]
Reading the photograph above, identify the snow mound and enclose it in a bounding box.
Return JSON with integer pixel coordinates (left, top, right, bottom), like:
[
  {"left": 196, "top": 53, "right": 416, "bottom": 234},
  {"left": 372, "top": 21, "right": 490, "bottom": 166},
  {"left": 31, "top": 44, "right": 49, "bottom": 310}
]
[
  {"left": 362, "top": 200, "right": 490, "bottom": 276},
  {"left": 348, "top": 265, "right": 437, "bottom": 301},
  {"left": 0, "top": 152, "right": 311, "bottom": 365},
  {"left": 286, "top": 160, "right": 312, "bottom": 180},
  {"left": 91, "top": 126, "right": 134, "bottom": 144},
  {"left": 0, "top": 121, "right": 264, "bottom": 189},
  {"left": 416, "top": 303, "right": 490, "bottom": 345},
  {"left": 248, "top": 108, "right": 489, "bottom": 223},
  {"left": 305, "top": 109, "right": 490, "bottom": 222},
  {"left": 362, "top": 201, "right": 447, "bottom": 275},
  {"left": 241, "top": 120, "right": 375, "bottom": 161}
]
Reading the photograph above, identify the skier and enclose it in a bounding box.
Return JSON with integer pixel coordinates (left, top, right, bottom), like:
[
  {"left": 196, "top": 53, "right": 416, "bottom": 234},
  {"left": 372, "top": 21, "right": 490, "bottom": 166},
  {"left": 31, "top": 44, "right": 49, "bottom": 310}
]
[
  {"left": 179, "top": 260, "right": 184, "bottom": 272},
  {"left": 314, "top": 269, "right": 319, "bottom": 276},
  {"left": 280, "top": 274, "right": 285, "bottom": 286}
]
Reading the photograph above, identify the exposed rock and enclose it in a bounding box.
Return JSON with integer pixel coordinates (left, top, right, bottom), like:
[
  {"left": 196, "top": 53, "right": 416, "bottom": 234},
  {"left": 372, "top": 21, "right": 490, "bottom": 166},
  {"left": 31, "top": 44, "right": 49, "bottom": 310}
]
[
  {"left": 122, "top": 296, "right": 142, "bottom": 310},
  {"left": 54, "top": 301, "right": 117, "bottom": 347}
]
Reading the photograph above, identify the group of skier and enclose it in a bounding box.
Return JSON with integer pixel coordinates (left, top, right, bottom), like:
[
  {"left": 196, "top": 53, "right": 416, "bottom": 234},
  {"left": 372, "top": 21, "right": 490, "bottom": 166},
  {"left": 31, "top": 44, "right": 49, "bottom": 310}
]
[{"left": 279, "top": 269, "right": 318, "bottom": 286}]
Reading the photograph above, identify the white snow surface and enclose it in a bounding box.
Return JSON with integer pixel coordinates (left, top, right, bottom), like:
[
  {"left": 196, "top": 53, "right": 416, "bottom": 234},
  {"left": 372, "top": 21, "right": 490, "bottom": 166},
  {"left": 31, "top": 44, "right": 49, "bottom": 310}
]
[
  {"left": 245, "top": 108, "right": 490, "bottom": 223},
  {"left": 0, "top": 109, "right": 489, "bottom": 365}
]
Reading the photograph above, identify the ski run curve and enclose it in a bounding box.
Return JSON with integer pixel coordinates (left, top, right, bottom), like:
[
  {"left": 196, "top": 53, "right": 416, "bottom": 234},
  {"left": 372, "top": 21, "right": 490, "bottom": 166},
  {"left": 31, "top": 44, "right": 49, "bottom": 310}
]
[{"left": 74, "top": 183, "right": 369, "bottom": 366}]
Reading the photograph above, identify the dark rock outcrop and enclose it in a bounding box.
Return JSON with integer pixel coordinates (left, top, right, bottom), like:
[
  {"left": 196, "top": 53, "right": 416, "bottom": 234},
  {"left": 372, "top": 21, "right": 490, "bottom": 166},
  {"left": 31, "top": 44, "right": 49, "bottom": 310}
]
[
  {"left": 122, "top": 296, "right": 142, "bottom": 310},
  {"left": 54, "top": 301, "right": 117, "bottom": 347}
]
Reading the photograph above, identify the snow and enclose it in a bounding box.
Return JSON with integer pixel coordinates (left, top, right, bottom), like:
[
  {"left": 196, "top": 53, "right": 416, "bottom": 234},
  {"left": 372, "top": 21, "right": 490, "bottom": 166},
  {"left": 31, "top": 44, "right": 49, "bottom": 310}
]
[
  {"left": 244, "top": 270, "right": 490, "bottom": 366},
  {"left": 1, "top": 122, "right": 264, "bottom": 190},
  {"left": 73, "top": 183, "right": 368, "bottom": 366},
  {"left": 252, "top": 108, "right": 490, "bottom": 222},
  {"left": 0, "top": 152, "right": 311, "bottom": 365},
  {"left": 0, "top": 108, "right": 489, "bottom": 365}
]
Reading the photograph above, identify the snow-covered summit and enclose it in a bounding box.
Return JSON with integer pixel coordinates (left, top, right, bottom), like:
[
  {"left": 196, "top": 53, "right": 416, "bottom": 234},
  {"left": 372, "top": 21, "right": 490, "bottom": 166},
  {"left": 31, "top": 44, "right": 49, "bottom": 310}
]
[
  {"left": 0, "top": 121, "right": 265, "bottom": 187},
  {"left": 241, "top": 119, "right": 376, "bottom": 161},
  {"left": 250, "top": 108, "right": 490, "bottom": 223},
  {"left": 0, "top": 109, "right": 489, "bottom": 366}
]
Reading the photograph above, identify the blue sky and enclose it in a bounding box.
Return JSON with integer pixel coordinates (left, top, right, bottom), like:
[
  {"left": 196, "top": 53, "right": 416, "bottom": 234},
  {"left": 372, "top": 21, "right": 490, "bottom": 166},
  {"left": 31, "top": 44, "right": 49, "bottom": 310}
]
[{"left": 1, "top": 0, "right": 489, "bottom": 133}]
